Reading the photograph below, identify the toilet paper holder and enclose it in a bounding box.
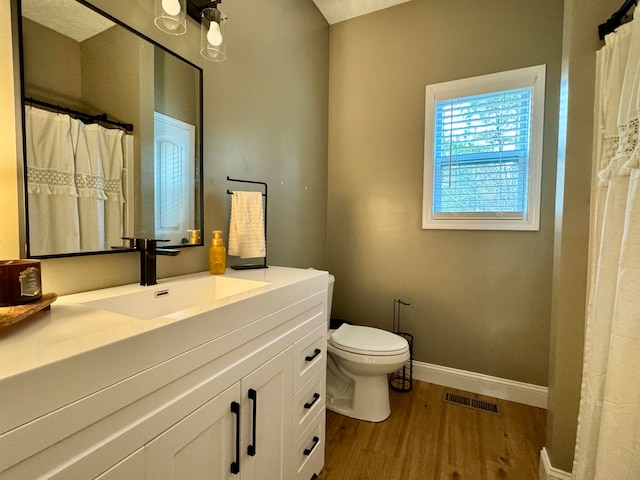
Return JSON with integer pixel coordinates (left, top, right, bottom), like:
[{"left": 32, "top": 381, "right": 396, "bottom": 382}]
[{"left": 390, "top": 298, "right": 413, "bottom": 392}]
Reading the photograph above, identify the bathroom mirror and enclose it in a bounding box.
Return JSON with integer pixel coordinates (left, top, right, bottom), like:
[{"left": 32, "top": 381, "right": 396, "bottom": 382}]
[{"left": 18, "top": 0, "right": 203, "bottom": 257}]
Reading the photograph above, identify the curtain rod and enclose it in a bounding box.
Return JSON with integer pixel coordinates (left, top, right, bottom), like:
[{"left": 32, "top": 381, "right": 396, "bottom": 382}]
[
  {"left": 598, "top": 0, "right": 637, "bottom": 40},
  {"left": 24, "top": 97, "right": 134, "bottom": 132}
]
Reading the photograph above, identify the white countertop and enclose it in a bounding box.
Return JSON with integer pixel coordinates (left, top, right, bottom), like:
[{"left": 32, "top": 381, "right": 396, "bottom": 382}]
[{"left": 0, "top": 266, "right": 328, "bottom": 434}]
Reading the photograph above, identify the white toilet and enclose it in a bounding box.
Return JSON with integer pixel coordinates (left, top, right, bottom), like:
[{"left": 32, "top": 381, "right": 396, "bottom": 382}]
[{"left": 325, "top": 275, "right": 410, "bottom": 422}]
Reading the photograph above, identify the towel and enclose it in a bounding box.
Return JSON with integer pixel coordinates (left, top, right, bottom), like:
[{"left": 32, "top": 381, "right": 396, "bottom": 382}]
[{"left": 228, "top": 191, "right": 266, "bottom": 258}]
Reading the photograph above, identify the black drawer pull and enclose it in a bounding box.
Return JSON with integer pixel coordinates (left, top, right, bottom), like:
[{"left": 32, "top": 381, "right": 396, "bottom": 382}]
[
  {"left": 230, "top": 401, "right": 240, "bottom": 475},
  {"left": 248, "top": 388, "right": 257, "bottom": 456},
  {"left": 303, "top": 436, "right": 320, "bottom": 456},
  {"left": 305, "top": 348, "right": 321, "bottom": 362},
  {"left": 304, "top": 392, "right": 320, "bottom": 409}
]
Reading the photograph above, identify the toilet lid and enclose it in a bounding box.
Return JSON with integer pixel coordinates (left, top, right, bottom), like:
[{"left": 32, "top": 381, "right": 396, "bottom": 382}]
[{"left": 329, "top": 324, "right": 408, "bottom": 355}]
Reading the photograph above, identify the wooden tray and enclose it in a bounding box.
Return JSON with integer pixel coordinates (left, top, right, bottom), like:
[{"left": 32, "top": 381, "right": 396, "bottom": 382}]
[{"left": 0, "top": 293, "right": 57, "bottom": 329}]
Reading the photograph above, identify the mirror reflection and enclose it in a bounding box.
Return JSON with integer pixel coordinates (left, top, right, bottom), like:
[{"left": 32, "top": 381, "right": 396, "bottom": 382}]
[{"left": 19, "top": 0, "right": 203, "bottom": 257}]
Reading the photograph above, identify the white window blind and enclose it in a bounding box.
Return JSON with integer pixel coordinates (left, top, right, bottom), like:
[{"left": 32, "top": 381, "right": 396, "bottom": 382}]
[
  {"left": 433, "top": 88, "right": 531, "bottom": 219},
  {"left": 422, "top": 65, "right": 545, "bottom": 231}
]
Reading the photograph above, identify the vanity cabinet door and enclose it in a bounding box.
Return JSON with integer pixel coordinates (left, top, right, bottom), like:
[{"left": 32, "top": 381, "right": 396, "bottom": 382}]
[
  {"left": 241, "top": 347, "right": 293, "bottom": 480},
  {"left": 145, "top": 383, "right": 242, "bottom": 480},
  {"left": 144, "top": 348, "right": 293, "bottom": 480},
  {"left": 94, "top": 448, "right": 145, "bottom": 480}
]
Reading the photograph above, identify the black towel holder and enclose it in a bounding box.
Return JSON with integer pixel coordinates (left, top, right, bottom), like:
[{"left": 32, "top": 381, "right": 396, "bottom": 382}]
[{"left": 226, "top": 176, "right": 268, "bottom": 270}]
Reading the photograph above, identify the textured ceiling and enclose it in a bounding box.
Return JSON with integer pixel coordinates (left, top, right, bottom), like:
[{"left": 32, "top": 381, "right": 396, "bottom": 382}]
[
  {"left": 311, "top": 0, "right": 413, "bottom": 24},
  {"left": 21, "top": 0, "right": 114, "bottom": 42}
]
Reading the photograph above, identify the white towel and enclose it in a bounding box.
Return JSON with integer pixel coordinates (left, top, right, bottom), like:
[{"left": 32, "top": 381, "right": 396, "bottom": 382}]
[{"left": 228, "top": 191, "right": 266, "bottom": 259}]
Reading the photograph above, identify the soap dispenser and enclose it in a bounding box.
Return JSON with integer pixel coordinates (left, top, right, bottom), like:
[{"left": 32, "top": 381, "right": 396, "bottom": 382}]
[
  {"left": 187, "top": 229, "right": 201, "bottom": 245},
  {"left": 209, "top": 230, "right": 226, "bottom": 275}
]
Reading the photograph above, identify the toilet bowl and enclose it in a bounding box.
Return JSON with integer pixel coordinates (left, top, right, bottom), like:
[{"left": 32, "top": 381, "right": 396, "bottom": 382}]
[{"left": 326, "top": 323, "right": 410, "bottom": 422}]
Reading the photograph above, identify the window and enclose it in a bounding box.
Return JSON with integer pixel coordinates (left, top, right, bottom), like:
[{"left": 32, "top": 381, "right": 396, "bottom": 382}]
[{"left": 422, "top": 65, "right": 546, "bottom": 231}]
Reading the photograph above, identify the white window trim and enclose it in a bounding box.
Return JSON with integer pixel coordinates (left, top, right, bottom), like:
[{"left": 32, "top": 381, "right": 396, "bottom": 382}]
[{"left": 422, "top": 65, "right": 546, "bottom": 231}]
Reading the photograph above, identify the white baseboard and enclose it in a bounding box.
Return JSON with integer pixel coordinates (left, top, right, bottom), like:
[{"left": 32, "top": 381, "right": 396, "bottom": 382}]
[
  {"left": 539, "top": 447, "right": 572, "bottom": 480},
  {"left": 412, "top": 360, "right": 548, "bottom": 409}
]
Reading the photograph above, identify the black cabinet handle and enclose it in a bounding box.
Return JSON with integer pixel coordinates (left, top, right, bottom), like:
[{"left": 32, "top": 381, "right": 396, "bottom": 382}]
[
  {"left": 305, "top": 348, "right": 321, "bottom": 362},
  {"left": 247, "top": 388, "right": 257, "bottom": 456},
  {"left": 303, "top": 436, "right": 320, "bottom": 456},
  {"left": 304, "top": 392, "right": 320, "bottom": 409},
  {"left": 230, "top": 401, "right": 240, "bottom": 475}
]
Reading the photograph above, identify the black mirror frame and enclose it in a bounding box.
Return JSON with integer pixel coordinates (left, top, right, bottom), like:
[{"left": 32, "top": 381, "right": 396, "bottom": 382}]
[{"left": 14, "top": 0, "right": 204, "bottom": 259}]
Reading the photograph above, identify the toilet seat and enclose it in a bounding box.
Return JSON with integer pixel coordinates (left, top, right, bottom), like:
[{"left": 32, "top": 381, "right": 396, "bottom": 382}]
[{"left": 329, "top": 324, "right": 408, "bottom": 356}]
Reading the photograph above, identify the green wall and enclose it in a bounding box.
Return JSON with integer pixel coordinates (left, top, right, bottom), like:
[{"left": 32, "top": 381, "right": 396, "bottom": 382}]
[
  {"left": 546, "top": 0, "right": 622, "bottom": 472},
  {"left": 21, "top": 18, "right": 82, "bottom": 103},
  {"left": 328, "top": 0, "right": 563, "bottom": 387}
]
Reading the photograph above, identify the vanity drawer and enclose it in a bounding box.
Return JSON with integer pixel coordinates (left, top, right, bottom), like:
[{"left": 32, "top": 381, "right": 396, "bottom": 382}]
[
  {"left": 293, "top": 370, "right": 325, "bottom": 442},
  {"left": 293, "top": 324, "right": 326, "bottom": 391},
  {"left": 293, "top": 410, "right": 325, "bottom": 480}
]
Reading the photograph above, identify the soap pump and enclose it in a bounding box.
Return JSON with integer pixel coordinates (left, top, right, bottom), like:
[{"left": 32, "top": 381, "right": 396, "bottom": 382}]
[
  {"left": 209, "top": 230, "right": 226, "bottom": 275},
  {"left": 187, "top": 229, "right": 201, "bottom": 245}
]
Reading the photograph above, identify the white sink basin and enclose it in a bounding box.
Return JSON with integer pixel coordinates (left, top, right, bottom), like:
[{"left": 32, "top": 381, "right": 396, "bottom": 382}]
[{"left": 81, "top": 275, "right": 270, "bottom": 320}]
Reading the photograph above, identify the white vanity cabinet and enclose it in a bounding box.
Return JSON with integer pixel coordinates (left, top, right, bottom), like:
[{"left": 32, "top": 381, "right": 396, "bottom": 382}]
[
  {"left": 94, "top": 449, "right": 146, "bottom": 480},
  {"left": 146, "top": 348, "right": 293, "bottom": 480},
  {"left": 291, "top": 324, "right": 327, "bottom": 480},
  {"left": 0, "top": 268, "right": 328, "bottom": 480}
]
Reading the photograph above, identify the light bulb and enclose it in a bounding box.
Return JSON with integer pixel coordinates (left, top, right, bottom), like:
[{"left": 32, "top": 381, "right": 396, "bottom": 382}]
[
  {"left": 162, "top": 0, "right": 181, "bottom": 16},
  {"left": 207, "top": 21, "right": 223, "bottom": 46}
]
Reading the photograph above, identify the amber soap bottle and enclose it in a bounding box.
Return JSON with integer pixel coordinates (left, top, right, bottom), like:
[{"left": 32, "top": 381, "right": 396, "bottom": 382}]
[{"left": 209, "top": 230, "right": 226, "bottom": 275}]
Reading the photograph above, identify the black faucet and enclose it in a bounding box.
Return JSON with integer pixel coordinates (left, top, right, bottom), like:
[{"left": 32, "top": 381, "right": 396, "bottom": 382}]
[{"left": 122, "top": 238, "right": 180, "bottom": 286}]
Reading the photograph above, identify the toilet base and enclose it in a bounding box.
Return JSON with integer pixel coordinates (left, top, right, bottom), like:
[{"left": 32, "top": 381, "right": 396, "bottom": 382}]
[{"left": 326, "top": 371, "right": 392, "bottom": 423}]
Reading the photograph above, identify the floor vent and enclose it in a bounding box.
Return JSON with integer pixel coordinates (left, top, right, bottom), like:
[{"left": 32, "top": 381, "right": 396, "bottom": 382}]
[{"left": 444, "top": 392, "right": 499, "bottom": 414}]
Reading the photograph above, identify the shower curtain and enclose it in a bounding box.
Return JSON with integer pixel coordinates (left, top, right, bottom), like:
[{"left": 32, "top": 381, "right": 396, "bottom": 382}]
[
  {"left": 25, "top": 106, "right": 129, "bottom": 255},
  {"left": 77, "top": 123, "right": 126, "bottom": 252},
  {"left": 572, "top": 17, "right": 640, "bottom": 480},
  {"left": 26, "top": 106, "right": 80, "bottom": 255}
]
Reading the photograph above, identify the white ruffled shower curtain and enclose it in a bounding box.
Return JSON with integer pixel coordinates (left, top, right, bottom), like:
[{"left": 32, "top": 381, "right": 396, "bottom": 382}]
[
  {"left": 573, "top": 16, "right": 640, "bottom": 480},
  {"left": 25, "top": 106, "right": 128, "bottom": 256}
]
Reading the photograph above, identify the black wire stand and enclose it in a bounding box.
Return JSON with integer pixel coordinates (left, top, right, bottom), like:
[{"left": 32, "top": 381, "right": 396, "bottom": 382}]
[{"left": 389, "top": 298, "right": 413, "bottom": 392}]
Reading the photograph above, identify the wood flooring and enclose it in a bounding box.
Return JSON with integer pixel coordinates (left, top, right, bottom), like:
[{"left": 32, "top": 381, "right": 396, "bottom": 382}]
[{"left": 316, "top": 380, "right": 546, "bottom": 480}]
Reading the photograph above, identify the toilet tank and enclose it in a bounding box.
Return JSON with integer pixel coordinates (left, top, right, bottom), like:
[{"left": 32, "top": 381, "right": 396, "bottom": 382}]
[{"left": 327, "top": 274, "right": 335, "bottom": 323}]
